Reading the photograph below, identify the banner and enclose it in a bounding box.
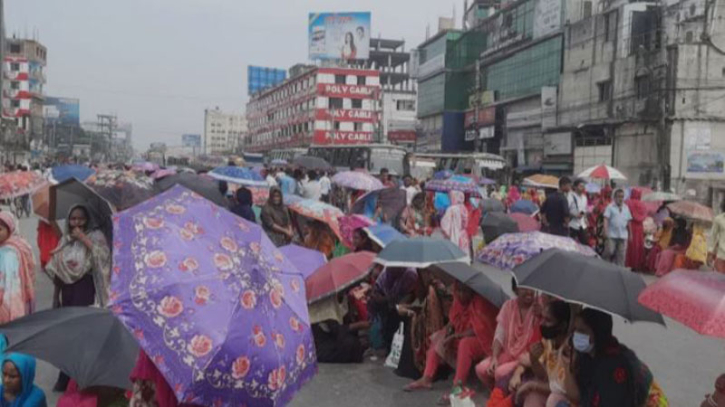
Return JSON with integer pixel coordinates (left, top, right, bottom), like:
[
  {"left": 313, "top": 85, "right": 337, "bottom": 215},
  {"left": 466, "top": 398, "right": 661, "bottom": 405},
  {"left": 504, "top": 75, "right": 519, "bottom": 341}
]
[
  {"left": 313, "top": 130, "right": 374, "bottom": 145},
  {"left": 317, "top": 83, "right": 379, "bottom": 99},
  {"left": 534, "top": 0, "right": 562, "bottom": 38},
  {"left": 315, "top": 109, "right": 378, "bottom": 122},
  {"left": 388, "top": 130, "right": 416, "bottom": 143},
  {"left": 43, "top": 97, "right": 80, "bottom": 126},
  {"left": 464, "top": 106, "right": 496, "bottom": 127},
  {"left": 687, "top": 151, "right": 724, "bottom": 173},
  {"left": 309, "top": 12, "right": 371, "bottom": 61}
]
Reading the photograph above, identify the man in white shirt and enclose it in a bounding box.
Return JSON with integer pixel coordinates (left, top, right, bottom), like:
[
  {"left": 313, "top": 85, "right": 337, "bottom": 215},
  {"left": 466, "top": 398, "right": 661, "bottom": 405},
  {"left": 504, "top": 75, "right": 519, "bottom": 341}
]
[
  {"left": 265, "top": 168, "right": 278, "bottom": 188},
  {"left": 319, "top": 171, "right": 331, "bottom": 202},
  {"left": 301, "top": 170, "right": 322, "bottom": 201},
  {"left": 567, "top": 179, "right": 589, "bottom": 244},
  {"left": 402, "top": 175, "right": 419, "bottom": 205}
]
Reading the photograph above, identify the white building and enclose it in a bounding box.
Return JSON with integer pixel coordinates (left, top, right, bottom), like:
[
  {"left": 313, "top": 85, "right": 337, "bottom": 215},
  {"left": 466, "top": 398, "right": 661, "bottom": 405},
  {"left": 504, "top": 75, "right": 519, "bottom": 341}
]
[{"left": 203, "top": 107, "right": 247, "bottom": 155}]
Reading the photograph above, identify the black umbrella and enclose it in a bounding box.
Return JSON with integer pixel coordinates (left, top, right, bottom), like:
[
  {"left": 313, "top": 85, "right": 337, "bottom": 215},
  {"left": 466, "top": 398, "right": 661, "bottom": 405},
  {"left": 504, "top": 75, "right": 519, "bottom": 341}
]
[
  {"left": 292, "top": 155, "right": 333, "bottom": 171},
  {"left": 351, "top": 187, "right": 407, "bottom": 222},
  {"left": 431, "top": 262, "right": 509, "bottom": 308},
  {"left": 481, "top": 212, "right": 520, "bottom": 243},
  {"left": 155, "top": 173, "right": 227, "bottom": 207},
  {"left": 481, "top": 198, "right": 505, "bottom": 214},
  {"left": 51, "top": 178, "right": 115, "bottom": 244},
  {"left": 0, "top": 307, "right": 139, "bottom": 389},
  {"left": 513, "top": 249, "right": 664, "bottom": 324}
]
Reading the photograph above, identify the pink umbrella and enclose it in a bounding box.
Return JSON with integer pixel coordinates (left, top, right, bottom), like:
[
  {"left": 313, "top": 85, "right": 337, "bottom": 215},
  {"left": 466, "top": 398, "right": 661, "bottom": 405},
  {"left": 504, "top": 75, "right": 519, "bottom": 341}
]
[
  {"left": 667, "top": 200, "right": 714, "bottom": 222},
  {"left": 306, "top": 252, "right": 376, "bottom": 303},
  {"left": 639, "top": 270, "right": 725, "bottom": 338},
  {"left": 338, "top": 214, "right": 375, "bottom": 249},
  {"left": 507, "top": 213, "right": 540, "bottom": 232}
]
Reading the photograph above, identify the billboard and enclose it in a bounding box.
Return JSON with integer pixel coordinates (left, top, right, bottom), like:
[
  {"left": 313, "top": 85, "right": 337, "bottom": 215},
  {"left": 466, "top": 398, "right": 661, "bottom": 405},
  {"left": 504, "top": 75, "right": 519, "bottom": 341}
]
[
  {"left": 309, "top": 12, "right": 371, "bottom": 61},
  {"left": 43, "top": 97, "right": 80, "bottom": 126},
  {"left": 247, "top": 66, "right": 287, "bottom": 95},
  {"left": 182, "top": 134, "right": 202, "bottom": 148}
]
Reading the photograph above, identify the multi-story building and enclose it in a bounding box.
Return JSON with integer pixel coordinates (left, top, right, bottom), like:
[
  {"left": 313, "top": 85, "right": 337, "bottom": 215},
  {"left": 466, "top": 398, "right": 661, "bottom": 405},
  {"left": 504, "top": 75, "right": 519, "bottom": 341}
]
[
  {"left": 2, "top": 37, "right": 46, "bottom": 151},
  {"left": 245, "top": 66, "right": 381, "bottom": 153},
  {"left": 203, "top": 107, "right": 247, "bottom": 155}
]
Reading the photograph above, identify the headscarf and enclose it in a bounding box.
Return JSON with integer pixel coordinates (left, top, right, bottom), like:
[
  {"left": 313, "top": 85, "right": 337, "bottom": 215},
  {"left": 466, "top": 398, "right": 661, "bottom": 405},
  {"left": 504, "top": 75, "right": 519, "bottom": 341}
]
[
  {"left": 626, "top": 188, "right": 649, "bottom": 223},
  {"left": 261, "top": 188, "right": 290, "bottom": 226},
  {"left": 0, "top": 353, "right": 46, "bottom": 407},
  {"left": 130, "top": 351, "right": 181, "bottom": 407},
  {"left": 506, "top": 186, "right": 521, "bottom": 207},
  {"left": 374, "top": 267, "right": 418, "bottom": 303},
  {"left": 231, "top": 187, "right": 256, "bottom": 224},
  {"left": 528, "top": 188, "right": 540, "bottom": 206},
  {"left": 441, "top": 191, "right": 471, "bottom": 257},
  {"left": 496, "top": 297, "right": 541, "bottom": 359},
  {"left": 448, "top": 283, "right": 499, "bottom": 354},
  {"left": 0, "top": 213, "right": 36, "bottom": 317},
  {"left": 657, "top": 217, "right": 675, "bottom": 249},
  {"left": 308, "top": 296, "right": 349, "bottom": 325}
]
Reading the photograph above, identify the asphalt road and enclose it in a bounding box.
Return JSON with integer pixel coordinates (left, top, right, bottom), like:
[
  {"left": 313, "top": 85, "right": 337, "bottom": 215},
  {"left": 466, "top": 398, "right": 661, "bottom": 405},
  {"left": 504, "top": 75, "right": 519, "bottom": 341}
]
[{"left": 14, "top": 216, "right": 722, "bottom": 406}]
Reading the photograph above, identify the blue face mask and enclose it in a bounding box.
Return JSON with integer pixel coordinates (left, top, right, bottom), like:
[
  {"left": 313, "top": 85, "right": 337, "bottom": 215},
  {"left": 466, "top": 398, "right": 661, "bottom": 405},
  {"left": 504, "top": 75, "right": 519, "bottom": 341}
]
[{"left": 573, "top": 331, "right": 594, "bottom": 353}]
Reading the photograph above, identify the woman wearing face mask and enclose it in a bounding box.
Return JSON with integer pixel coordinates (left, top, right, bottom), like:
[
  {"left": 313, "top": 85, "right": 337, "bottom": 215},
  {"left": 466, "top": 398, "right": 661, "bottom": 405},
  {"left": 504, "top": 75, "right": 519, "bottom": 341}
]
[{"left": 573, "top": 308, "right": 668, "bottom": 407}]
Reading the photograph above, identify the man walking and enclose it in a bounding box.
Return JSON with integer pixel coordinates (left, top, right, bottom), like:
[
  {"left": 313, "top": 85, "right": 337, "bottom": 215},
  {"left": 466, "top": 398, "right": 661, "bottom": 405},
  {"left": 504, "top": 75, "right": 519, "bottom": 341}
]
[
  {"left": 708, "top": 200, "right": 725, "bottom": 273},
  {"left": 541, "top": 177, "right": 571, "bottom": 237},
  {"left": 603, "top": 189, "right": 632, "bottom": 267},
  {"left": 568, "top": 179, "right": 589, "bottom": 244}
]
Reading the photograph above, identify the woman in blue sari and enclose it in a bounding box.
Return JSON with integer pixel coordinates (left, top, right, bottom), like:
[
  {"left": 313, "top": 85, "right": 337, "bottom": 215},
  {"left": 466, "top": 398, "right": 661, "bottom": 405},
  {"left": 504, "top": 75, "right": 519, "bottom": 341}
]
[{"left": 0, "top": 351, "right": 46, "bottom": 407}]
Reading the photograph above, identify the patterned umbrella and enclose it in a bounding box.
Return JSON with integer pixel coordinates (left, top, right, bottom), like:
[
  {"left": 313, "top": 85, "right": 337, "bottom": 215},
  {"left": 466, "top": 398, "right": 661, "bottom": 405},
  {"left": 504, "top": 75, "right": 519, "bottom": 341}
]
[
  {"left": 285, "top": 196, "right": 345, "bottom": 240},
  {"left": 50, "top": 164, "right": 96, "bottom": 183},
  {"left": 424, "top": 175, "right": 481, "bottom": 196},
  {"left": 522, "top": 174, "right": 559, "bottom": 189},
  {"left": 578, "top": 164, "right": 627, "bottom": 180},
  {"left": 433, "top": 170, "right": 453, "bottom": 180},
  {"left": 478, "top": 177, "right": 496, "bottom": 186},
  {"left": 87, "top": 170, "right": 155, "bottom": 211},
  {"left": 638, "top": 270, "right": 725, "bottom": 338},
  {"left": 476, "top": 231, "right": 597, "bottom": 270},
  {"left": 0, "top": 171, "right": 47, "bottom": 199},
  {"left": 338, "top": 214, "right": 375, "bottom": 248},
  {"left": 331, "top": 171, "right": 384, "bottom": 192},
  {"left": 110, "top": 185, "right": 317, "bottom": 407},
  {"left": 306, "top": 252, "right": 376, "bottom": 303},
  {"left": 210, "top": 166, "right": 268, "bottom": 188},
  {"left": 667, "top": 200, "right": 714, "bottom": 222}
]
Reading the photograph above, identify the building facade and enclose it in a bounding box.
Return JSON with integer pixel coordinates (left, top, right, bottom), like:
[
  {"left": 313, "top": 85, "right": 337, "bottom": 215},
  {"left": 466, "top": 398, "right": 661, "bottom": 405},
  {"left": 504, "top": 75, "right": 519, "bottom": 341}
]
[
  {"left": 245, "top": 66, "right": 381, "bottom": 153},
  {"left": 203, "top": 107, "right": 247, "bottom": 155}
]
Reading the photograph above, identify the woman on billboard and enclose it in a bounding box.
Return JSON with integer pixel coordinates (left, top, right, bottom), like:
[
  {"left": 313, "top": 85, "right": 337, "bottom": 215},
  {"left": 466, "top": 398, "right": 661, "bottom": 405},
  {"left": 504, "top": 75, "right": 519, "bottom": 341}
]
[{"left": 341, "top": 32, "right": 357, "bottom": 60}]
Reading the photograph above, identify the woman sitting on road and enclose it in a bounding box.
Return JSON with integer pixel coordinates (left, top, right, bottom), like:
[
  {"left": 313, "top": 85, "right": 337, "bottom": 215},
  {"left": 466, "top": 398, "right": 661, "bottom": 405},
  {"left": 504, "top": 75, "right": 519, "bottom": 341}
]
[
  {"left": 260, "top": 187, "right": 293, "bottom": 247},
  {"left": 0, "top": 213, "right": 37, "bottom": 323},
  {"left": 1, "top": 351, "right": 47, "bottom": 407}
]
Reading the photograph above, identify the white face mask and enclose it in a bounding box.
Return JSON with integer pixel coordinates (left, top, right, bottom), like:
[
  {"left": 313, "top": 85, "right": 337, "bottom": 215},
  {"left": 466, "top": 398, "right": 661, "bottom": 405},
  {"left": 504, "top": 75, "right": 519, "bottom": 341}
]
[{"left": 573, "top": 332, "right": 594, "bottom": 354}]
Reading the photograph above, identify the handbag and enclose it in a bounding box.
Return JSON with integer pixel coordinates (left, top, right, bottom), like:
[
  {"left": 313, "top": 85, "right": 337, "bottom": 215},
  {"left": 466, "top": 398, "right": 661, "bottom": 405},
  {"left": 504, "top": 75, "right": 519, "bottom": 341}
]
[{"left": 384, "top": 322, "right": 405, "bottom": 368}]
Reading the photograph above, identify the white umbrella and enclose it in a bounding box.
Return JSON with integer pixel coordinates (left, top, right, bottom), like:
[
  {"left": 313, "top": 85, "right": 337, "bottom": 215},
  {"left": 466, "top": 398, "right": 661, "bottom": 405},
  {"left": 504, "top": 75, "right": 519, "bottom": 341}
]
[{"left": 578, "top": 164, "right": 627, "bottom": 180}]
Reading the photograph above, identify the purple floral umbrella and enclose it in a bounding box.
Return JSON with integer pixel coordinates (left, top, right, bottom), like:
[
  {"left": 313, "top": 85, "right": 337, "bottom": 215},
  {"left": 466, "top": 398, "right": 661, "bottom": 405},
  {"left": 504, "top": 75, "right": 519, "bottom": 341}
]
[
  {"left": 110, "top": 185, "right": 317, "bottom": 407},
  {"left": 476, "top": 231, "right": 598, "bottom": 270},
  {"left": 331, "top": 171, "right": 384, "bottom": 191}
]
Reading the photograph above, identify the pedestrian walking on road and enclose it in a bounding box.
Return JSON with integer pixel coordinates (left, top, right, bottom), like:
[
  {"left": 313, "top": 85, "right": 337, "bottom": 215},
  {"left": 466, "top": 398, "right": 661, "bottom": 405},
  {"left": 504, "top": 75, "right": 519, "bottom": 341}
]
[
  {"left": 568, "top": 179, "right": 589, "bottom": 245},
  {"left": 603, "top": 189, "right": 632, "bottom": 267},
  {"left": 540, "top": 177, "right": 571, "bottom": 237}
]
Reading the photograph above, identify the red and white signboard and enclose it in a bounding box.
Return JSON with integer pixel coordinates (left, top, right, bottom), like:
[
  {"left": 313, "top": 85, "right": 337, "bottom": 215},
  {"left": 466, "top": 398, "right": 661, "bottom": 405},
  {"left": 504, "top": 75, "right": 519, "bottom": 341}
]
[
  {"left": 315, "top": 109, "right": 378, "bottom": 122},
  {"left": 388, "top": 130, "right": 416, "bottom": 143},
  {"left": 313, "top": 130, "right": 374, "bottom": 145},
  {"left": 317, "top": 83, "right": 379, "bottom": 99},
  {"left": 464, "top": 106, "right": 496, "bottom": 127}
]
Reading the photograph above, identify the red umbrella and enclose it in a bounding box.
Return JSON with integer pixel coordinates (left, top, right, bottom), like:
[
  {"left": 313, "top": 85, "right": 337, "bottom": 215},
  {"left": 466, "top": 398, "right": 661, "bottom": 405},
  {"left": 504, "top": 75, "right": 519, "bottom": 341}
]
[
  {"left": 305, "top": 251, "right": 376, "bottom": 303},
  {"left": 507, "top": 213, "right": 540, "bottom": 232},
  {"left": 638, "top": 270, "right": 725, "bottom": 338},
  {"left": 667, "top": 200, "right": 714, "bottom": 222}
]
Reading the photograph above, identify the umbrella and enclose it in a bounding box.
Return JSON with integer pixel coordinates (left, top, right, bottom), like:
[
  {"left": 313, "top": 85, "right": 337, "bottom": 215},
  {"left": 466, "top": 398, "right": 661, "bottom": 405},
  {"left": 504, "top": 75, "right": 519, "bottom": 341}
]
[
  {"left": 642, "top": 191, "right": 681, "bottom": 202},
  {"left": 430, "top": 262, "right": 509, "bottom": 308},
  {"left": 508, "top": 213, "right": 540, "bottom": 232},
  {"left": 306, "top": 251, "right": 376, "bottom": 303},
  {"left": 292, "top": 156, "right": 332, "bottom": 171},
  {"left": 285, "top": 197, "right": 345, "bottom": 240},
  {"left": 209, "top": 166, "right": 268, "bottom": 188},
  {"left": 667, "top": 200, "right": 714, "bottom": 222},
  {"left": 375, "top": 237, "right": 470, "bottom": 268},
  {"left": 0, "top": 307, "right": 139, "bottom": 389},
  {"left": 50, "top": 164, "right": 96, "bottom": 183},
  {"left": 131, "top": 161, "right": 160, "bottom": 173},
  {"left": 331, "top": 171, "right": 384, "bottom": 191},
  {"left": 363, "top": 224, "right": 407, "bottom": 248},
  {"left": 510, "top": 199, "right": 538, "bottom": 215},
  {"left": 279, "top": 244, "right": 327, "bottom": 280},
  {"left": 339, "top": 214, "right": 375, "bottom": 248},
  {"left": 513, "top": 249, "right": 664, "bottom": 323},
  {"left": 433, "top": 170, "right": 453, "bottom": 180},
  {"left": 31, "top": 184, "right": 51, "bottom": 220},
  {"left": 151, "top": 168, "right": 176, "bottom": 180},
  {"left": 480, "top": 198, "right": 505, "bottom": 214},
  {"left": 51, "top": 178, "right": 115, "bottom": 244},
  {"left": 351, "top": 188, "right": 407, "bottom": 222},
  {"left": 478, "top": 177, "right": 496, "bottom": 186},
  {"left": 578, "top": 164, "right": 627, "bottom": 180},
  {"left": 0, "top": 171, "right": 47, "bottom": 199},
  {"left": 110, "top": 185, "right": 317, "bottom": 407},
  {"left": 87, "top": 170, "right": 155, "bottom": 211},
  {"left": 638, "top": 270, "right": 725, "bottom": 338},
  {"left": 271, "top": 159, "right": 288, "bottom": 166},
  {"left": 481, "top": 212, "right": 520, "bottom": 244},
  {"left": 476, "top": 231, "right": 597, "bottom": 270},
  {"left": 155, "top": 172, "right": 227, "bottom": 207},
  {"left": 425, "top": 175, "right": 481, "bottom": 196},
  {"left": 522, "top": 174, "right": 559, "bottom": 189},
  {"left": 585, "top": 182, "right": 601, "bottom": 194}
]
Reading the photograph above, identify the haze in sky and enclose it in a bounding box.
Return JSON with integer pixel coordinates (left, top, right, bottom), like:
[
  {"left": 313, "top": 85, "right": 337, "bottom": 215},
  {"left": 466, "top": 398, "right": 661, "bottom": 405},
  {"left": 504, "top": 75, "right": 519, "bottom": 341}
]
[{"left": 6, "top": 0, "right": 459, "bottom": 151}]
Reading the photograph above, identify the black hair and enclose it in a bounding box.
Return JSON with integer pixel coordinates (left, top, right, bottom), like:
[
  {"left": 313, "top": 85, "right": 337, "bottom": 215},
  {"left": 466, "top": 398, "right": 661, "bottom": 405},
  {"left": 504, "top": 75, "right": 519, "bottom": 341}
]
[
  {"left": 547, "top": 300, "right": 571, "bottom": 327},
  {"left": 559, "top": 176, "right": 572, "bottom": 188},
  {"left": 573, "top": 178, "right": 586, "bottom": 188},
  {"left": 236, "top": 187, "right": 253, "bottom": 206},
  {"left": 307, "top": 170, "right": 318, "bottom": 181},
  {"left": 218, "top": 181, "right": 229, "bottom": 196},
  {"left": 511, "top": 277, "right": 518, "bottom": 293},
  {"left": 577, "top": 308, "right": 613, "bottom": 354},
  {"left": 380, "top": 168, "right": 389, "bottom": 174}
]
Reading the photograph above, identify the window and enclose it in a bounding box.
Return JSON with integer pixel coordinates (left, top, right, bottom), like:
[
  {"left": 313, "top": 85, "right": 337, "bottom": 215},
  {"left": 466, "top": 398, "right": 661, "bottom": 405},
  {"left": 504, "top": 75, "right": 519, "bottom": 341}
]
[
  {"left": 351, "top": 99, "right": 363, "bottom": 109},
  {"left": 583, "top": 1, "right": 592, "bottom": 18},
  {"left": 335, "top": 75, "right": 346, "bottom": 84},
  {"left": 396, "top": 100, "right": 415, "bottom": 111},
  {"left": 686, "top": 31, "right": 694, "bottom": 43},
  {"left": 10, "top": 82, "right": 19, "bottom": 90},
  {"left": 11, "top": 100, "right": 19, "bottom": 108},
  {"left": 354, "top": 122, "right": 364, "bottom": 131},
  {"left": 9, "top": 44, "right": 21, "bottom": 53},
  {"left": 334, "top": 121, "right": 341, "bottom": 131},
  {"left": 635, "top": 75, "right": 650, "bottom": 98},
  {"left": 356, "top": 76, "right": 366, "bottom": 86},
  {"left": 598, "top": 81, "right": 611, "bottom": 102},
  {"left": 10, "top": 63, "right": 19, "bottom": 71},
  {"left": 329, "top": 98, "right": 343, "bottom": 109}
]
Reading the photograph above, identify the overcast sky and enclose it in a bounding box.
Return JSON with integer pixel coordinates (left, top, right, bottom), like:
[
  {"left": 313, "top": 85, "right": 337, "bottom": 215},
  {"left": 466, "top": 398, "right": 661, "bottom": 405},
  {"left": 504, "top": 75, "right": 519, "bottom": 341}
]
[{"left": 6, "top": 0, "right": 459, "bottom": 150}]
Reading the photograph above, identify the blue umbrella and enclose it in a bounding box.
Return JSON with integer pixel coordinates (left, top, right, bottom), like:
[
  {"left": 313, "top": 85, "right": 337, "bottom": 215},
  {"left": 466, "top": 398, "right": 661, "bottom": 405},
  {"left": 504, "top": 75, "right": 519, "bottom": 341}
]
[
  {"left": 51, "top": 164, "right": 95, "bottom": 183},
  {"left": 510, "top": 199, "right": 539, "bottom": 215},
  {"left": 363, "top": 224, "right": 406, "bottom": 248},
  {"left": 433, "top": 170, "right": 453, "bottom": 180},
  {"left": 208, "top": 166, "right": 268, "bottom": 187}
]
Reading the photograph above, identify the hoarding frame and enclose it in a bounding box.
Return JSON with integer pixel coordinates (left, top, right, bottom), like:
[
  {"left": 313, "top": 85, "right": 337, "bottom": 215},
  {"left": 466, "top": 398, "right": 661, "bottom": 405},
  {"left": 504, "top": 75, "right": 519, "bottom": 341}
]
[{"left": 309, "top": 12, "right": 372, "bottom": 61}]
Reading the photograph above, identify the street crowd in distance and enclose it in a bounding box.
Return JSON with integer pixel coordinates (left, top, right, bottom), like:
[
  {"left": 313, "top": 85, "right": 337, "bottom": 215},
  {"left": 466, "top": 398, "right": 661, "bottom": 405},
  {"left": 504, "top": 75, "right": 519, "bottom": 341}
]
[{"left": 0, "top": 159, "right": 721, "bottom": 407}]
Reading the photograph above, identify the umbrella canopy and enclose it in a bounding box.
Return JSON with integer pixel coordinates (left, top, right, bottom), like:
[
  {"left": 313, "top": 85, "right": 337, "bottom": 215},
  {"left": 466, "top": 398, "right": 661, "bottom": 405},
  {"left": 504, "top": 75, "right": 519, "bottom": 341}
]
[
  {"left": 292, "top": 156, "right": 332, "bottom": 171},
  {"left": 271, "top": 159, "right": 288, "bottom": 166},
  {"left": 279, "top": 245, "right": 327, "bottom": 280},
  {"left": 642, "top": 191, "right": 681, "bottom": 202},
  {"left": 209, "top": 166, "right": 268, "bottom": 187},
  {"left": 638, "top": 270, "right": 725, "bottom": 338},
  {"left": 507, "top": 213, "right": 540, "bottom": 232},
  {"left": 50, "top": 164, "right": 96, "bottom": 183},
  {"left": 0, "top": 307, "right": 139, "bottom": 389},
  {"left": 433, "top": 170, "right": 453, "bottom": 180},
  {"left": 363, "top": 224, "right": 407, "bottom": 248},
  {"left": 110, "top": 185, "right": 316, "bottom": 407},
  {"left": 375, "top": 237, "right": 469, "bottom": 268},
  {"left": 339, "top": 214, "right": 375, "bottom": 248},
  {"left": 667, "top": 200, "right": 713, "bottom": 222},
  {"left": 131, "top": 161, "right": 160, "bottom": 173},
  {"left": 514, "top": 249, "right": 663, "bottom": 323},
  {"left": 522, "top": 174, "right": 559, "bottom": 189},
  {"left": 31, "top": 184, "right": 51, "bottom": 220},
  {"left": 155, "top": 172, "right": 227, "bottom": 207},
  {"left": 510, "top": 199, "right": 538, "bottom": 215},
  {"left": 51, "top": 179, "right": 115, "bottom": 243},
  {"left": 331, "top": 171, "right": 384, "bottom": 191},
  {"left": 578, "top": 164, "right": 627, "bottom": 180},
  {"left": 481, "top": 212, "right": 520, "bottom": 244},
  {"left": 480, "top": 198, "right": 505, "bottom": 214},
  {"left": 430, "top": 262, "right": 509, "bottom": 308},
  {"left": 478, "top": 177, "right": 496, "bottom": 186},
  {"left": 477, "top": 231, "right": 597, "bottom": 270},
  {"left": 425, "top": 175, "right": 481, "bottom": 196},
  {"left": 351, "top": 188, "right": 407, "bottom": 222},
  {"left": 306, "top": 251, "right": 376, "bottom": 303},
  {"left": 285, "top": 197, "right": 345, "bottom": 240},
  {"left": 87, "top": 170, "right": 155, "bottom": 211},
  {"left": 0, "top": 171, "right": 47, "bottom": 199}
]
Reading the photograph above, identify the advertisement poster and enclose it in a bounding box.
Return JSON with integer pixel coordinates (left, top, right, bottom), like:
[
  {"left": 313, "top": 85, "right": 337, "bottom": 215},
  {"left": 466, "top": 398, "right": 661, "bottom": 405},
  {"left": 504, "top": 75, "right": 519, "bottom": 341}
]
[
  {"left": 534, "top": 0, "right": 562, "bottom": 38},
  {"left": 541, "top": 86, "right": 557, "bottom": 130},
  {"left": 182, "top": 134, "right": 201, "bottom": 148},
  {"left": 687, "top": 151, "right": 724, "bottom": 173},
  {"left": 43, "top": 97, "right": 80, "bottom": 126},
  {"left": 309, "top": 12, "right": 371, "bottom": 61}
]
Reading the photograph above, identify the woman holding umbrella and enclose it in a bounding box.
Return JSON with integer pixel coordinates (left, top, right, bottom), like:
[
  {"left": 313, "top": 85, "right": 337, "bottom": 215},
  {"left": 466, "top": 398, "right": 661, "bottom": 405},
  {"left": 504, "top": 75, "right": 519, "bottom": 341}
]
[{"left": 260, "top": 187, "right": 294, "bottom": 247}]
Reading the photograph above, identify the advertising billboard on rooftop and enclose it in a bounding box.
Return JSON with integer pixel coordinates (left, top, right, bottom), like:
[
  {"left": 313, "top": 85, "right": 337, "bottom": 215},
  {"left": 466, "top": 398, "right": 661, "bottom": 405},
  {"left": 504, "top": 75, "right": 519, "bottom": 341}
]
[
  {"left": 43, "top": 97, "right": 80, "bottom": 126},
  {"left": 309, "top": 12, "right": 371, "bottom": 61}
]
